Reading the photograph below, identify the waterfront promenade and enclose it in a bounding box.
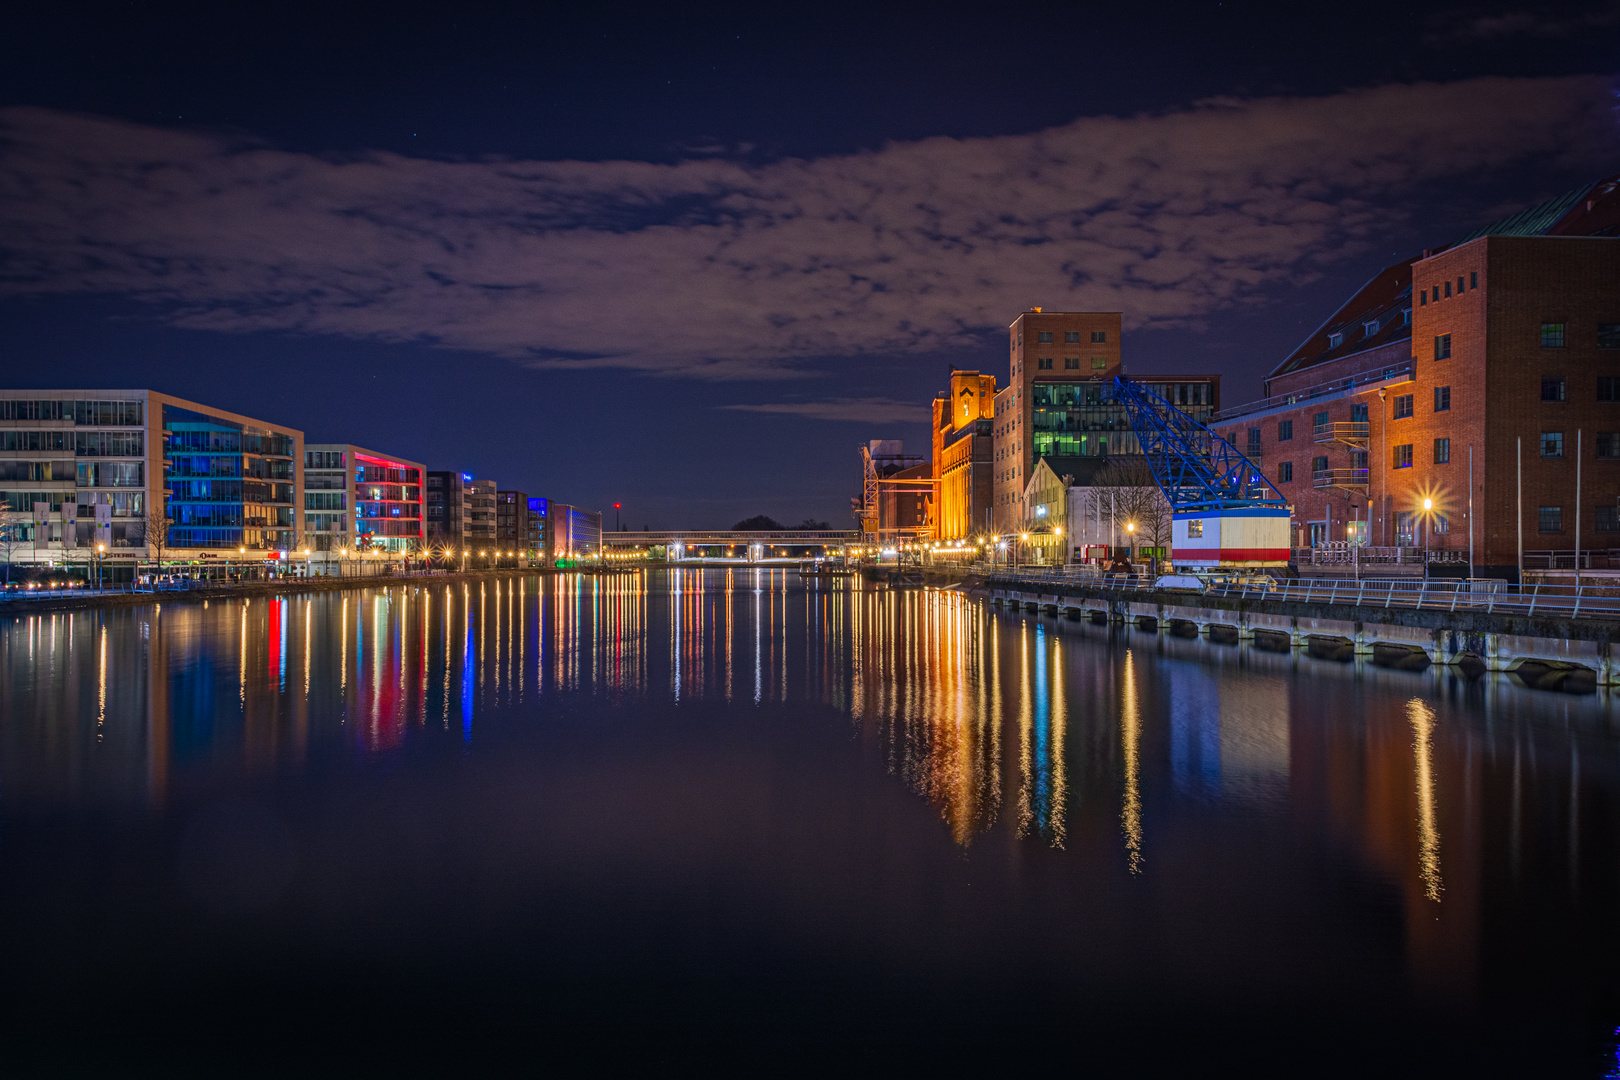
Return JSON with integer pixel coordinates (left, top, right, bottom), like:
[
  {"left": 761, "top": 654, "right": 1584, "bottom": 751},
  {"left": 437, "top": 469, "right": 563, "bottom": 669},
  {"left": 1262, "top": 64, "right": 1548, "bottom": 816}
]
[
  {"left": 0, "top": 565, "right": 638, "bottom": 618},
  {"left": 966, "top": 565, "right": 1620, "bottom": 685}
]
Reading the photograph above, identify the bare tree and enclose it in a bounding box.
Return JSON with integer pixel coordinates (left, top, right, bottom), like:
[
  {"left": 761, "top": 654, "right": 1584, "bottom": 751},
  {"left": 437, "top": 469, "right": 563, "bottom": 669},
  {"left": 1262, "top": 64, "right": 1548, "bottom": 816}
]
[
  {"left": 142, "top": 503, "right": 171, "bottom": 571},
  {"left": 1080, "top": 458, "right": 1172, "bottom": 556},
  {"left": 0, "top": 509, "right": 24, "bottom": 583}
]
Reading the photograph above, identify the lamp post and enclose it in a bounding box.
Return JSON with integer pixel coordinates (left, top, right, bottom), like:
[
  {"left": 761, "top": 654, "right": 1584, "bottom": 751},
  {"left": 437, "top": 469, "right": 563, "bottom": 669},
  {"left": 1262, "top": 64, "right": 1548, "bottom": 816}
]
[
  {"left": 1422, "top": 497, "right": 1432, "bottom": 579},
  {"left": 1127, "top": 521, "right": 1137, "bottom": 566},
  {"left": 95, "top": 542, "right": 104, "bottom": 590}
]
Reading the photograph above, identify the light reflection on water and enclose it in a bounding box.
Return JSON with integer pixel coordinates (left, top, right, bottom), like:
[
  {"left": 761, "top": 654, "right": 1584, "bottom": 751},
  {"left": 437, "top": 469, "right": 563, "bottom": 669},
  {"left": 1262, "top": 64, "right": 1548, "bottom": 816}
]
[{"left": 0, "top": 569, "right": 1618, "bottom": 1071}]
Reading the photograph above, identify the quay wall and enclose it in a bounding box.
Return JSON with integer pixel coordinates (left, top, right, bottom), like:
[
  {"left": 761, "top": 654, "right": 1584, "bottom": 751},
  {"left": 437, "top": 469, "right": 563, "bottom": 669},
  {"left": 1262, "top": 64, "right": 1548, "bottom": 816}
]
[{"left": 980, "top": 578, "right": 1620, "bottom": 684}]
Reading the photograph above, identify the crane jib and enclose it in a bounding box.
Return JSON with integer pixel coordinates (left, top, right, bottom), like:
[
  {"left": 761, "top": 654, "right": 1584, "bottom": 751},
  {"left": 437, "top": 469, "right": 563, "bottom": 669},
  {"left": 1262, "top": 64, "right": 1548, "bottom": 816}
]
[{"left": 1106, "top": 376, "right": 1287, "bottom": 514}]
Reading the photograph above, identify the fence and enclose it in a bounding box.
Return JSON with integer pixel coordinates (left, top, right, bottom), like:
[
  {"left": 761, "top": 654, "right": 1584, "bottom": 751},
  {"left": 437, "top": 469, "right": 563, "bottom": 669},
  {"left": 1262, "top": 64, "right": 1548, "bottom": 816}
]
[{"left": 983, "top": 565, "right": 1620, "bottom": 619}]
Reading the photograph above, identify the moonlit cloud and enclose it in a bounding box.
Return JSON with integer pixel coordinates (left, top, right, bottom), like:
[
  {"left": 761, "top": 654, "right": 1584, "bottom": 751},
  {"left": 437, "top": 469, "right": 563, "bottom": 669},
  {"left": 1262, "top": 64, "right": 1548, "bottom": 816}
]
[
  {"left": 717, "top": 398, "right": 930, "bottom": 423},
  {"left": 0, "top": 75, "right": 1615, "bottom": 381},
  {"left": 1428, "top": 2, "right": 1620, "bottom": 41}
]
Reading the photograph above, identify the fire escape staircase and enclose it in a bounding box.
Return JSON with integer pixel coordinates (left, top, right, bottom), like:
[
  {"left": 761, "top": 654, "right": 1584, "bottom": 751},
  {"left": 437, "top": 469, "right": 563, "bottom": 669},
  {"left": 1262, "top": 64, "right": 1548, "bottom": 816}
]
[{"left": 1312, "top": 421, "right": 1370, "bottom": 494}]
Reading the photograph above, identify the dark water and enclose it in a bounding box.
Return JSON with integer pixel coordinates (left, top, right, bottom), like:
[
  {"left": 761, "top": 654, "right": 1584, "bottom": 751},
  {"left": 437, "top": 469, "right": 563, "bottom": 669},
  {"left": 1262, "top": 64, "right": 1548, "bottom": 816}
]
[{"left": 1, "top": 570, "right": 1617, "bottom": 1076}]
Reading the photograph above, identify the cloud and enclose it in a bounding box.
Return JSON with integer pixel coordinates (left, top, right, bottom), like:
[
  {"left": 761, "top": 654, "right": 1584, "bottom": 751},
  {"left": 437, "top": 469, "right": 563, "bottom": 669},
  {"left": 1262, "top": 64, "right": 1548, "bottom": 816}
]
[
  {"left": 717, "top": 397, "right": 929, "bottom": 423},
  {"left": 0, "top": 75, "right": 1615, "bottom": 379},
  {"left": 1428, "top": 2, "right": 1620, "bottom": 41}
]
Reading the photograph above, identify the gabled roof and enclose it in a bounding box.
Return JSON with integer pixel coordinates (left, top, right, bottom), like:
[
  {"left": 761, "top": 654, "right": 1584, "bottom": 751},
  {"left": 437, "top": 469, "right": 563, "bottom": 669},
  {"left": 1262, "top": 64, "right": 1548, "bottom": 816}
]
[
  {"left": 1267, "top": 261, "right": 1415, "bottom": 381},
  {"left": 1268, "top": 172, "right": 1620, "bottom": 385},
  {"left": 1452, "top": 184, "right": 1592, "bottom": 244}
]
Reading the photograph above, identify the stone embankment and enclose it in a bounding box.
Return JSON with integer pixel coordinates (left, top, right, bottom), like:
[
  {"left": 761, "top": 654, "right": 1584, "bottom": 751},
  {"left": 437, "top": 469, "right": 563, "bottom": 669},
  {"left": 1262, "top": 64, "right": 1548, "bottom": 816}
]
[
  {"left": 0, "top": 567, "right": 635, "bottom": 619},
  {"left": 979, "top": 576, "right": 1620, "bottom": 686}
]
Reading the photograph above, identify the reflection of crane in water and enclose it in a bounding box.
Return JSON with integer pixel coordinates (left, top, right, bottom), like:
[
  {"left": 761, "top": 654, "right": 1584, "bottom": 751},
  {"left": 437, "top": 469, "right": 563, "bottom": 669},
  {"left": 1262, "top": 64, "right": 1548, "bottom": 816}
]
[{"left": 1106, "top": 376, "right": 1290, "bottom": 572}]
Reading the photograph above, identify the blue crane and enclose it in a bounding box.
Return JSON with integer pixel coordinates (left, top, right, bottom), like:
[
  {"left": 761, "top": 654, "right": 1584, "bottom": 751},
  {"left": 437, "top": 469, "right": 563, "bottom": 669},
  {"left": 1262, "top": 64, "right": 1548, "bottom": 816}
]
[{"left": 1107, "top": 376, "right": 1285, "bottom": 513}]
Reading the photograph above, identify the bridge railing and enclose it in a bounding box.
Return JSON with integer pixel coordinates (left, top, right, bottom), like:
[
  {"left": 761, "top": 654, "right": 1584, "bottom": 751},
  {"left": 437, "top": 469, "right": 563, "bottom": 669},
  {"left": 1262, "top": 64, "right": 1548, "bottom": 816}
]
[{"left": 984, "top": 567, "right": 1620, "bottom": 619}]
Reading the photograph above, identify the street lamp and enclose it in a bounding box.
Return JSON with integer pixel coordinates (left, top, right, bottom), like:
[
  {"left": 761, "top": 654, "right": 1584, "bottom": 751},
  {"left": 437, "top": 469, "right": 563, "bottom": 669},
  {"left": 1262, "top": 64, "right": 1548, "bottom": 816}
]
[
  {"left": 1127, "top": 521, "right": 1136, "bottom": 565},
  {"left": 95, "top": 542, "right": 105, "bottom": 590},
  {"left": 1422, "top": 497, "right": 1433, "bottom": 579}
]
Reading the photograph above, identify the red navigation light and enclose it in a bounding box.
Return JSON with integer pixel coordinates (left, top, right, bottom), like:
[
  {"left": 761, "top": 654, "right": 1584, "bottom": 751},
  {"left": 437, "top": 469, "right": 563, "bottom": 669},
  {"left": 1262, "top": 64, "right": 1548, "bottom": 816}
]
[{"left": 614, "top": 503, "right": 621, "bottom": 509}]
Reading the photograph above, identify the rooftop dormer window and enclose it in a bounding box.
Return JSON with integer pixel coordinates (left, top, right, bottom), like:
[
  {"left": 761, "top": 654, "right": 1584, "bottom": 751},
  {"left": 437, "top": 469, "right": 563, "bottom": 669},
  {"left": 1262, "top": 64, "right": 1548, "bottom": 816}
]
[
  {"left": 1364, "top": 320, "right": 1379, "bottom": 337},
  {"left": 1328, "top": 332, "right": 1344, "bottom": 348}
]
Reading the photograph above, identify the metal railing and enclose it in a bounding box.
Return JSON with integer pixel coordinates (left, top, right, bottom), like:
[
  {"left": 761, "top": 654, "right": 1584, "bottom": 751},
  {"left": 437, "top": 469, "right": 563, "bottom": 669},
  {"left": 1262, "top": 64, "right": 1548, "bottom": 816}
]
[
  {"left": 1210, "top": 362, "right": 1414, "bottom": 423},
  {"left": 1313, "top": 421, "right": 1370, "bottom": 443},
  {"left": 1522, "top": 548, "right": 1620, "bottom": 571},
  {"left": 1303, "top": 544, "right": 1466, "bottom": 566},
  {"left": 983, "top": 567, "right": 1620, "bottom": 618},
  {"left": 1312, "top": 468, "right": 1370, "bottom": 489}
]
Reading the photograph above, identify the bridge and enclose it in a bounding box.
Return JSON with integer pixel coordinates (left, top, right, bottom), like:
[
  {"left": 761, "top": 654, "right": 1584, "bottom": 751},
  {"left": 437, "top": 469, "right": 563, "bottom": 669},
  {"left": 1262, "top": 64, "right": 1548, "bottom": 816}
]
[{"left": 601, "top": 529, "right": 863, "bottom": 561}]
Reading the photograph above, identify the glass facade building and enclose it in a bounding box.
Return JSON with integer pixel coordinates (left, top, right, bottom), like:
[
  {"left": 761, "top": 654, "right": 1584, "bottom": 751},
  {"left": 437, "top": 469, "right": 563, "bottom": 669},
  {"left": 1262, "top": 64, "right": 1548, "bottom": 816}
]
[
  {"left": 550, "top": 504, "right": 602, "bottom": 562},
  {"left": 1029, "top": 381, "right": 1219, "bottom": 462},
  {"left": 0, "top": 390, "right": 304, "bottom": 562},
  {"left": 304, "top": 444, "right": 424, "bottom": 555},
  {"left": 165, "top": 404, "right": 298, "bottom": 550}
]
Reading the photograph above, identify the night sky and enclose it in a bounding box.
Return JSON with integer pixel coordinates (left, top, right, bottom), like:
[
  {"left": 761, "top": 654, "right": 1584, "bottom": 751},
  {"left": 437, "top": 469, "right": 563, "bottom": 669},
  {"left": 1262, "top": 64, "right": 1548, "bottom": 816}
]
[{"left": 1, "top": 1, "right": 1617, "bottom": 528}]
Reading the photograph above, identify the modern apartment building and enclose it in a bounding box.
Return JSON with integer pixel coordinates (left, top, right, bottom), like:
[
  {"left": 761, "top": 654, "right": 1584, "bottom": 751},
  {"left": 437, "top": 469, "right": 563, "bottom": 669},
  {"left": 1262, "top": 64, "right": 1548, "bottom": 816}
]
[
  {"left": 526, "top": 497, "right": 549, "bottom": 557},
  {"left": 989, "top": 310, "right": 1219, "bottom": 534},
  {"left": 496, "top": 489, "right": 550, "bottom": 555},
  {"left": 304, "top": 444, "right": 424, "bottom": 555},
  {"left": 549, "top": 504, "right": 602, "bottom": 561},
  {"left": 425, "top": 471, "right": 471, "bottom": 549},
  {"left": 467, "top": 479, "right": 498, "bottom": 549},
  {"left": 1212, "top": 177, "right": 1620, "bottom": 577},
  {"left": 0, "top": 389, "right": 301, "bottom": 563},
  {"left": 931, "top": 371, "right": 996, "bottom": 541}
]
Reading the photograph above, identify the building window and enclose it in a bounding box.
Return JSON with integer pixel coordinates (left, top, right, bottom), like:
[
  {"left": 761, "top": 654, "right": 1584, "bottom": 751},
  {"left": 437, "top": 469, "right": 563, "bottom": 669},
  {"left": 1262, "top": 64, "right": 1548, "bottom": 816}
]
[
  {"left": 1402, "top": 308, "right": 1412, "bottom": 326},
  {"left": 1393, "top": 394, "right": 1413, "bottom": 419},
  {"left": 1364, "top": 320, "right": 1379, "bottom": 337},
  {"left": 1351, "top": 403, "right": 1369, "bottom": 423},
  {"left": 1434, "top": 386, "right": 1450, "bottom": 412},
  {"left": 1597, "top": 432, "right": 1620, "bottom": 459},
  {"left": 1037, "top": 331, "right": 1053, "bottom": 343},
  {"left": 1432, "top": 513, "right": 1450, "bottom": 534},
  {"left": 1542, "top": 376, "right": 1566, "bottom": 401},
  {"left": 1600, "top": 376, "right": 1619, "bottom": 402},
  {"left": 1091, "top": 357, "right": 1107, "bottom": 371},
  {"left": 1541, "top": 431, "right": 1564, "bottom": 457},
  {"left": 1313, "top": 411, "right": 1330, "bottom": 431},
  {"left": 1065, "top": 331, "right": 1080, "bottom": 343},
  {"left": 1456, "top": 276, "right": 1465, "bottom": 294},
  {"left": 1312, "top": 455, "right": 1329, "bottom": 473},
  {"left": 1434, "top": 333, "right": 1451, "bottom": 360},
  {"left": 1246, "top": 428, "right": 1262, "bottom": 454},
  {"left": 1420, "top": 291, "right": 1428, "bottom": 307},
  {"left": 1186, "top": 520, "right": 1203, "bottom": 538},
  {"left": 1434, "top": 437, "right": 1450, "bottom": 464},
  {"left": 1444, "top": 280, "right": 1452, "bottom": 298},
  {"left": 1470, "top": 271, "right": 1478, "bottom": 290},
  {"left": 1541, "top": 322, "right": 1566, "bottom": 348},
  {"left": 1597, "top": 506, "right": 1620, "bottom": 534},
  {"left": 1393, "top": 444, "right": 1413, "bottom": 469},
  {"left": 1539, "top": 506, "right": 1563, "bottom": 533},
  {"left": 1064, "top": 357, "right": 1079, "bottom": 369},
  {"left": 1037, "top": 357, "right": 1053, "bottom": 370},
  {"left": 1091, "top": 331, "right": 1107, "bottom": 343},
  {"left": 1279, "top": 462, "right": 1293, "bottom": 483},
  {"left": 1598, "top": 324, "right": 1620, "bottom": 350},
  {"left": 1278, "top": 420, "right": 1293, "bottom": 441},
  {"left": 1328, "top": 332, "right": 1343, "bottom": 348}
]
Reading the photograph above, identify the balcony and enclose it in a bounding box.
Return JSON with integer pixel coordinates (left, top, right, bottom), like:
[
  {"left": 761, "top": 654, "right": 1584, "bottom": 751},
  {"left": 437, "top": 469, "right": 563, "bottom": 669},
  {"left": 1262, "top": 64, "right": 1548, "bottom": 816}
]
[
  {"left": 1313, "top": 467, "right": 1369, "bottom": 494},
  {"left": 1314, "top": 421, "right": 1370, "bottom": 448}
]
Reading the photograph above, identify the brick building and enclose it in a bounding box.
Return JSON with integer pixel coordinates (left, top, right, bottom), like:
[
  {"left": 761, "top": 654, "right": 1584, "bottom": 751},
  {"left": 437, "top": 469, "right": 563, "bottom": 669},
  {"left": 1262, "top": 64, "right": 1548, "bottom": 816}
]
[
  {"left": 1212, "top": 177, "right": 1620, "bottom": 578},
  {"left": 930, "top": 370, "right": 997, "bottom": 541},
  {"left": 986, "top": 308, "right": 1219, "bottom": 542}
]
